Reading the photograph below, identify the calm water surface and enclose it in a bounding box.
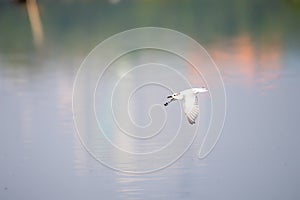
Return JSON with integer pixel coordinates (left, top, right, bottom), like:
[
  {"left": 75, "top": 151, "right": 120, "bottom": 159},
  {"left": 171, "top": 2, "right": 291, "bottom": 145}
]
[{"left": 1, "top": 1, "right": 300, "bottom": 199}]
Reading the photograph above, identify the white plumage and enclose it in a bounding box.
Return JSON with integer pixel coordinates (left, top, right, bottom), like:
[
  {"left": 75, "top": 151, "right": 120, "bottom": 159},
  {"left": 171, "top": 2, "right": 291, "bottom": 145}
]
[{"left": 165, "top": 87, "right": 208, "bottom": 124}]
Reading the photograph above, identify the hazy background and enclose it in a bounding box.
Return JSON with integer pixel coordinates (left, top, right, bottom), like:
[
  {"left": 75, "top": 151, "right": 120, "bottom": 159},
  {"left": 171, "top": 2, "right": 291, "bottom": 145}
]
[{"left": 1, "top": 0, "right": 300, "bottom": 199}]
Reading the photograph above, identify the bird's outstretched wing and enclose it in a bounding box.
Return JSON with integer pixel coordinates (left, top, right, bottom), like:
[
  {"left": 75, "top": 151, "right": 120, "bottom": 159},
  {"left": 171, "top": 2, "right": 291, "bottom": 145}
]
[{"left": 183, "top": 94, "right": 199, "bottom": 124}]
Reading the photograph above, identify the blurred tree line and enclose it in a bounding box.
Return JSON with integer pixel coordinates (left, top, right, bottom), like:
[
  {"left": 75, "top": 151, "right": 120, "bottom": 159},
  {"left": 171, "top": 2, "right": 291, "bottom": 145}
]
[{"left": 0, "top": 0, "right": 299, "bottom": 54}]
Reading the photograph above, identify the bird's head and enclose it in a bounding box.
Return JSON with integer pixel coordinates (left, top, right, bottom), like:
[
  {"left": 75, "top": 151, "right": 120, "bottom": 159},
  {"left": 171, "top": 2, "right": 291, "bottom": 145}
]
[{"left": 167, "top": 92, "right": 183, "bottom": 100}]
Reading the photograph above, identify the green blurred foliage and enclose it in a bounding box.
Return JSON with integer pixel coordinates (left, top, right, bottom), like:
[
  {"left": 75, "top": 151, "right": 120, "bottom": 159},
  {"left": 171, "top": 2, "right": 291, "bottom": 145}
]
[{"left": 0, "top": 0, "right": 299, "bottom": 55}]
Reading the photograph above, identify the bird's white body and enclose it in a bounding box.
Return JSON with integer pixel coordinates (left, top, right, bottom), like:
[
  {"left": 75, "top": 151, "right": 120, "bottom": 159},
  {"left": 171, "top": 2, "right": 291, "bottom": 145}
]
[{"left": 165, "top": 87, "right": 208, "bottom": 124}]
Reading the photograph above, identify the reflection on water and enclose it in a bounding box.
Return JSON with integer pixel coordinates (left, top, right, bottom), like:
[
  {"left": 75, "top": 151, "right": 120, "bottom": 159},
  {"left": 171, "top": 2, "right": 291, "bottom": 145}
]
[
  {"left": 26, "top": 0, "right": 44, "bottom": 48},
  {"left": 1, "top": 0, "right": 300, "bottom": 199},
  {"left": 210, "top": 33, "right": 283, "bottom": 92}
]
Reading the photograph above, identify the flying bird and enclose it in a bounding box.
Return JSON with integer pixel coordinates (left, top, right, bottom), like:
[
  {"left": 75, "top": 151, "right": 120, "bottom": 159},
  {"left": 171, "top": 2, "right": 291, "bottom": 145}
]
[{"left": 164, "top": 87, "right": 208, "bottom": 124}]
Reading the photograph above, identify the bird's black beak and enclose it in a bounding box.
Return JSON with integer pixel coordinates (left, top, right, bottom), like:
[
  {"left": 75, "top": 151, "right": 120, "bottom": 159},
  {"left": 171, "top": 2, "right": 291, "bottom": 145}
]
[{"left": 165, "top": 95, "right": 175, "bottom": 106}]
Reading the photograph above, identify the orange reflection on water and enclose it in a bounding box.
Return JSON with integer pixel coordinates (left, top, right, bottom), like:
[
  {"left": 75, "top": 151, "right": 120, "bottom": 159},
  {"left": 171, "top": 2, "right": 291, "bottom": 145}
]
[
  {"left": 26, "top": 0, "right": 44, "bottom": 48},
  {"left": 209, "top": 33, "right": 282, "bottom": 90}
]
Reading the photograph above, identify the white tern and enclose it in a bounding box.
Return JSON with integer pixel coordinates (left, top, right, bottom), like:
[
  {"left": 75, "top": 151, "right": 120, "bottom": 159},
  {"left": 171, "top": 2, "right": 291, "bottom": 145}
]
[{"left": 164, "top": 87, "right": 208, "bottom": 124}]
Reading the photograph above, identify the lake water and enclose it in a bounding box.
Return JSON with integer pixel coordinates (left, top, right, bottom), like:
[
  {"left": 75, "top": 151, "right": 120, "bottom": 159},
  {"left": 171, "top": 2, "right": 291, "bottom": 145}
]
[{"left": 1, "top": 0, "right": 300, "bottom": 199}]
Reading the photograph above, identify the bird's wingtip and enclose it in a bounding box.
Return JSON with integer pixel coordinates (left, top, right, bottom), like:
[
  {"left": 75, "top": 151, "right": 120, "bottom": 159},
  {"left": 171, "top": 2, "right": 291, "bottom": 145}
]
[{"left": 187, "top": 117, "right": 196, "bottom": 125}]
